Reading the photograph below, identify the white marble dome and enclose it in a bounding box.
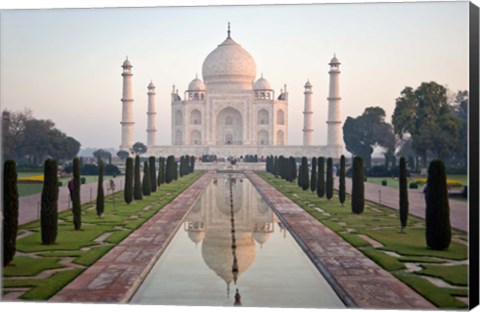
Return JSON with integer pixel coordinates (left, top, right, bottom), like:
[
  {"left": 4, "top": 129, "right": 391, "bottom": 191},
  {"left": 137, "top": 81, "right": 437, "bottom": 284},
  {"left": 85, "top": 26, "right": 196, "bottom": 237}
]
[
  {"left": 202, "top": 36, "right": 256, "bottom": 90},
  {"left": 188, "top": 76, "right": 206, "bottom": 91},
  {"left": 254, "top": 75, "right": 272, "bottom": 90}
]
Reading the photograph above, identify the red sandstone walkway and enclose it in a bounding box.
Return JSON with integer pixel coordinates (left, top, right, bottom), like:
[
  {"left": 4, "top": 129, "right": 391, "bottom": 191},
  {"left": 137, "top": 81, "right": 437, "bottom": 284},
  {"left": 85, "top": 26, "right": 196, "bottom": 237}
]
[
  {"left": 49, "top": 172, "right": 213, "bottom": 303},
  {"left": 19, "top": 177, "right": 125, "bottom": 225},
  {"left": 246, "top": 171, "right": 435, "bottom": 309},
  {"left": 342, "top": 178, "right": 468, "bottom": 233}
]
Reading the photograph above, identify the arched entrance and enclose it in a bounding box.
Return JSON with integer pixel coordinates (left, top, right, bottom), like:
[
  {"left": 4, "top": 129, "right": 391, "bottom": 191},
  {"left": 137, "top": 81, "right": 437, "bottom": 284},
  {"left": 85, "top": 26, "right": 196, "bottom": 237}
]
[{"left": 216, "top": 107, "right": 243, "bottom": 145}]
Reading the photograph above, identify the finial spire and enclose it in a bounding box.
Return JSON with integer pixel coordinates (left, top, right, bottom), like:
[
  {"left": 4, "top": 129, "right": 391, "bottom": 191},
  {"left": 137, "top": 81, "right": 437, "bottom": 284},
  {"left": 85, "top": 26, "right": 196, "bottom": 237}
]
[{"left": 227, "top": 22, "right": 231, "bottom": 38}]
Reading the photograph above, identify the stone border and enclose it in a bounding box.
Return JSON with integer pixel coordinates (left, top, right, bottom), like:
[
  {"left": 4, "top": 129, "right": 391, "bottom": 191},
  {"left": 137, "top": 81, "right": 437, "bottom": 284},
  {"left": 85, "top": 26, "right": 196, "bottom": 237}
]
[
  {"left": 49, "top": 172, "right": 213, "bottom": 303},
  {"left": 246, "top": 171, "right": 435, "bottom": 310}
]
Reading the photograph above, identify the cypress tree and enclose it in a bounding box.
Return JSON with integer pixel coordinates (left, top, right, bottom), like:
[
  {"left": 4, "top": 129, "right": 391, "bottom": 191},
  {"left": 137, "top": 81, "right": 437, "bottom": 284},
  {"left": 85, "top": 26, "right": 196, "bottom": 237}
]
[
  {"left": 351, "top": 156, "right": 364, "bottom": 214},
  {"left": 399, "top": 157, "right": 409, "bottom": 232},
  {"left": 72, "top": 157, "right": 81, "bottom": 230},
  {"left": 339, "top": 155, "right": 346, "bottom": 206},
  {"left": 124, "top": 157, "right": 134, "bottom": 204},
  {"left": 161, "top": 157, "right": 166, "bottom": 184},
  {"left": 290, "top": 157, "right": 297, "bottom": 183},
  {"left": 41, "top": 159, "right": 59, "bottom": 245},
  {"left": 310, "top": 157, "right": 317, "bottom": 192},
  {"left": 300, "top": 157, "right": 309, "bottom": 191},
  {"left": 142, "top": 161, "right": 151, "bottom": 196},
  {"left": 174, "top": 160, "right": 178, "bottom": 180},
  {"left": 425, "top": 160, "right": 451, "bottom": 250},
  {"left": 179, "top": 156, "right": 184, "bottom": 177},
  {"left": 134, "top": 156, "right": 142, "bottom": 200},
  {"left": 326, "top": 157, "right": 334, "bottom": 200},
  {"left": 3, "top": 160, "right": 19, "bottom": 266},
  {"left": 96, "top": 160, "right": 105, "bottom": 217},
  {"left": 149, "top": 156, "right": 157, "bottom": 192},
  {"left": 157, "top": 156, "right": 163, "bottom": 187},
  {"left": 316, "top": 157, "right": 325, "bottom": 198},
  {"left": 273, "top": 156, "right": 279, "bottom": 177},
  {"left": 190, "top": 155, "right": 195, "bottom": 173},
  {"left": 166, "top": 155, "right": 175, "bottom": 183}
]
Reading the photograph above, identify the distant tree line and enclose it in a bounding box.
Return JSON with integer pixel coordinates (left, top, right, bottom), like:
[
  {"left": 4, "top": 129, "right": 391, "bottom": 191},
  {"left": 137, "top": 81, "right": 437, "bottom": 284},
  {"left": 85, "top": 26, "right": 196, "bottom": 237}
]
[
  {"left": 2, "top": 109, "right": 80, "bottom": 165},
  {"left": 343, "top": 82, "right": 468, "bottom": 170}
]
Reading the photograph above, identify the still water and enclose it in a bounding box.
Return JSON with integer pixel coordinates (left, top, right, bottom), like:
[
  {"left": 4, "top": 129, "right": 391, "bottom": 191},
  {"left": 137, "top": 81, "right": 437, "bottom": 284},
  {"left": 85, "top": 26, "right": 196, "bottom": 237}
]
[{"left": 131, "top": 173, "right": 344, "bottom": 308}]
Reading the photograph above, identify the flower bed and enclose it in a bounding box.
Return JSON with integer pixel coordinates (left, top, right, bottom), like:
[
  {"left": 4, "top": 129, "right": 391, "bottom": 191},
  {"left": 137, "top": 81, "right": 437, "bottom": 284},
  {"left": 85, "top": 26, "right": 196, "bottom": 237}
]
[{"left": 18, "top": 175, "right": 44, "bottom": 184}]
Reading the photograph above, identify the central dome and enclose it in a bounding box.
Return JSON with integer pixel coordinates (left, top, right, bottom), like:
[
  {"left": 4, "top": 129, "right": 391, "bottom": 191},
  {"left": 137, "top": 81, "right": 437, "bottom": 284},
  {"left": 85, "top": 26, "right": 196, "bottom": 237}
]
[{"left": 202, "top": 36, "right": 256, "bottom": 90}]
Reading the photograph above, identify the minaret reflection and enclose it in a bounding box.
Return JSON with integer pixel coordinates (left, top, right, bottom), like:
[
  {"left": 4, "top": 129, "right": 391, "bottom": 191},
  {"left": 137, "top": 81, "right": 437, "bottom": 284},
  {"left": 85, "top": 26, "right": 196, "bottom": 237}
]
[{"left": 183, "top": 173, "right": 275, "bottom": 296}]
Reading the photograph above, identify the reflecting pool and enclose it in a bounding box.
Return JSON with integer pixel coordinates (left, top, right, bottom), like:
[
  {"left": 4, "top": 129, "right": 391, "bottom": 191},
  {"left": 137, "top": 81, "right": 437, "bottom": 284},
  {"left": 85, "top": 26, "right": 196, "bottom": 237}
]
[{"left": 131, "top": 173, "right": 344, "bottom": 308}]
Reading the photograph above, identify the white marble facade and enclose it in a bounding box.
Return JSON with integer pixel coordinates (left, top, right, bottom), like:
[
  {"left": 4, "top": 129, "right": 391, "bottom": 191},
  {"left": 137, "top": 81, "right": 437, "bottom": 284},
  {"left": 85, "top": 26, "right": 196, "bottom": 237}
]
[
  {"left": 170, "top": 30, "right": 288, "bottom": 148},
  {"left": 120, "top": 25, "right": 343, "bottom": 159}
]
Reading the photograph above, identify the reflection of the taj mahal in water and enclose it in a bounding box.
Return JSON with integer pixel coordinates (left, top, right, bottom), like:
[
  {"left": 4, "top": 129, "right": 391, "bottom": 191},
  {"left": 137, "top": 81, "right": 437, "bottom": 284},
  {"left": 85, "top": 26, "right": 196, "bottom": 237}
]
[{"left": 184, "top": 174, "right": 282, "bottom": 293}]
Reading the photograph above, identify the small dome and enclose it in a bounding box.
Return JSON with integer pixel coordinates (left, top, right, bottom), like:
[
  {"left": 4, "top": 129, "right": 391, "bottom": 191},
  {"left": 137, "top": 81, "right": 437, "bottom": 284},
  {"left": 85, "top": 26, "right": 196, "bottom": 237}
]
[
  {"left": 254, "top": 75, "right": 272, "bottom": 90},
  {"left": 305, "top": 80, "right": 312, "bottom": 88},
  {"left": 122, "top": 58, "right": 132, "bottom": 68},
  {"left": 148, "top": 81, "right": 155, "bottom": 89},
  {"left": 329, "top": 54, "right": 340, "bottom": 65},
  {"left": 188, "top": 76, "right": 206, "bottom": 91}
]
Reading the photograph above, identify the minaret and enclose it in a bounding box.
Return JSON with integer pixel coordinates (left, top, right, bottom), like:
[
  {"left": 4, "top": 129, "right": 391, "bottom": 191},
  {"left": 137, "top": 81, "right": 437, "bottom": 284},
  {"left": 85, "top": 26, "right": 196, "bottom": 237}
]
[
  {"left": 120, "top": 57, "right": 134, "bottom": 151},
  {"left": 146, "top": 81, "right": 157, "bottom": 147},
  {"left": 327, "top": 54, "right": 342, "bottom": 153},
  {"left": 303, "top": 80, "right": 313, "bottom": 146}
]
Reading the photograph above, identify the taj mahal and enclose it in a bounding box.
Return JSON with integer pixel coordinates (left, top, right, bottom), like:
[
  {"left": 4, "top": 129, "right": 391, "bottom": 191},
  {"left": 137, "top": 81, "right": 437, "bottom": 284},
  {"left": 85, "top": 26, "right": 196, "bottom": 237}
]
[{"left": 119, "top": 24, "right": 343, "bottom": 159}]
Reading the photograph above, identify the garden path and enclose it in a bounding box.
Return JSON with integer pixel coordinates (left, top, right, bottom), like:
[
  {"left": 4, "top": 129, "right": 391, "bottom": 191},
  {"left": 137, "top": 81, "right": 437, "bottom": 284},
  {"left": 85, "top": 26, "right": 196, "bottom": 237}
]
[
  {"left": 18, "top": 176, "right": 125, "bottom": 225},
  {"left": 342, "top": 178, "right": 468, "bottom": 233}
]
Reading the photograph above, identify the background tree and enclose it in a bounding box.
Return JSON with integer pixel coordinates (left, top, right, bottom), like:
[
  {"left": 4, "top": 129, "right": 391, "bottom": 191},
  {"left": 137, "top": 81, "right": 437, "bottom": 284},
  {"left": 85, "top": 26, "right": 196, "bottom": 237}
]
[
  {"left": 149, "top": 156, "right": 157, "bottom": 192},
  {"left": 2, "top": 109, "right": 80, "bottom": 165},
  {"left": 124, "top": 157, "right": 133, "bottom": 204},
  {"left": 93, "top": 149, "right": 112, "bottom": 164},
  {"left": 425, "top": 160, "right": 451, "bottom": 250},
  {"left": 134, "top": 156, "right": 143, "bottom": 200},
  {"left": 142, "top": 161, "right": 151, "bottom": 196},
  {"left": 351, "top": 156, "right": 364, "bottom": 214},
  {"left": 343, "top": 106, "right": 395, "bottom": 168},
  {"left": 316, "top": 157, "right": 325, "bottom": 198},
  {"left": 310, "top": 157, "right": 317, "bottom": 192},
  {"left": 399, "top": 157, "right": 408, "bottom": 232},
  {"left": 132, "top": 142, "right": 147, "bottom": 156},
  {"left": 339, "top": 155, "right": 346, "bottom": 206},
  {"left": 3, "top": 160, "right": 19, "bottom": 266},
  {"left": 41, "top": 159, "right": 59, "bottom": 245},
  {"left": 96, "top": 160, "right": 105, "bottom": 217},
  {"left": 451, "top": 90, "right": 468, "bottom": 166},
  {"left": 72, "top": 157, "right": 82, "bottom": 230},
  {"left": 392, "top": 82, "right": 461, "bottom": 166},
  {"left": 326, "top": 157, "right": 334, "bottom": 200},
  {"left": 116, "top": 150, "right": 130, "bottom": 161}
]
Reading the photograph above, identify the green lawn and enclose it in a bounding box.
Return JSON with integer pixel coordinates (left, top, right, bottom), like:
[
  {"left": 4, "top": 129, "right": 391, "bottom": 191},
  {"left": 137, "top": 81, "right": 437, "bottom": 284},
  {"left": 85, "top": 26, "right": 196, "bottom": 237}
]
[
  {"left": 258, "top": 172, "right": 468, "bottom": 309},
  {"left": 3, "top": 171, "right": 204, "bottom": 300}
]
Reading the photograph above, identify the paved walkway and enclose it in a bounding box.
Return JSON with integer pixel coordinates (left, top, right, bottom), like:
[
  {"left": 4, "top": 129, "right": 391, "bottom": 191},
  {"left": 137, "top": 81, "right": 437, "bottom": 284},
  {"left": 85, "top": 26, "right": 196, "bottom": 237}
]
[
  {"left": 18, "top": 177, "right": 125, "bottom": 225},
  {"left": 49, "top": 172, "right": 213, "bottom": 303},
  {"left": 342, "top": 178, "right": 468, "bottom": 233},
  {"left": 246, "top": 172, "right": 435, "bottom": 309}
]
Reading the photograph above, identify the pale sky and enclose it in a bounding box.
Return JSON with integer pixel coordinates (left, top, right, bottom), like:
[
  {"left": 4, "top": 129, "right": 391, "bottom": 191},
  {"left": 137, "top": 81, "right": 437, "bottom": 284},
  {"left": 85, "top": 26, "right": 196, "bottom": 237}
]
[{"left": 0, "top": 0, "right": 471, "bottom": 151}]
